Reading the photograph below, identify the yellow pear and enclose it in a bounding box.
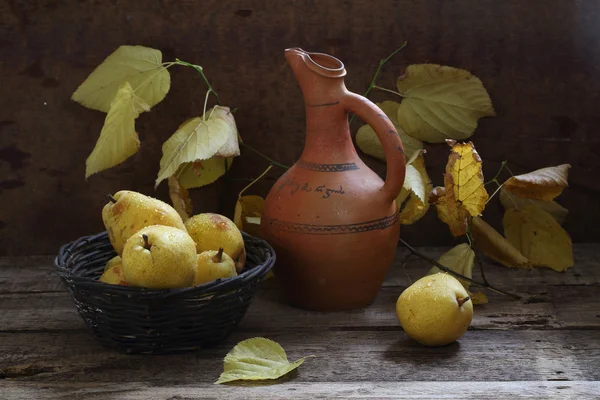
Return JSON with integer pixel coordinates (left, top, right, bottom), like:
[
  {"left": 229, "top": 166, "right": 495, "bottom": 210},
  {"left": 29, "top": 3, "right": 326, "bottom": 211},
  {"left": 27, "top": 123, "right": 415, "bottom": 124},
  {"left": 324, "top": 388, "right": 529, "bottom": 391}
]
[
  {"left": 102, "top": 190, "right": 186, "bottom": 256},
  {"left": 99, "top": 264, "right": 128, "bottom": 286},
  {"left": 122, "top": 225, "right": 197, "bottom": 289},
  {"left": 104, "top": 255, "right": 122, "bottom": 271},
  {"left": 396, "top": 273, "right": 473, "bottom": 346},
  {"left": 193, "top": 248, "right": 237, "bottom": 286},
  {"left": 184, "top": 213, "right": 246, "bottom": 272}
]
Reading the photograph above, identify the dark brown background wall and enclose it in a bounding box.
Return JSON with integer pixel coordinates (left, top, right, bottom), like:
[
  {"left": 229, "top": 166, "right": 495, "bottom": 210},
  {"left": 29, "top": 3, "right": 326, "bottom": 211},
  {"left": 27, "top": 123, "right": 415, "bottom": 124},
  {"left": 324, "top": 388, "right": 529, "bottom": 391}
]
[{"left": 1, "top": 0, "right": 599, "bottom": 255}]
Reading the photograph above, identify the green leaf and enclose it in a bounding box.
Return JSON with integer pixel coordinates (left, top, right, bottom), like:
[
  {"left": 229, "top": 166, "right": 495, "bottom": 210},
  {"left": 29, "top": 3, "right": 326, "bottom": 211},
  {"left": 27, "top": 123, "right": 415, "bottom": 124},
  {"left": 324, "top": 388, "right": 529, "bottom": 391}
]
[
  {"left": 85, "top": 82, "right": 147, "bottom": 178},
  {"left": 156, "top": 106, "right": 239, "bottom": 188},
  {"left": 356, "top": 101, "right": 423, "bottom": 161},
  {"left": 72, "top": 45, "right": 170, "bottom": 112},
  {"left": 215, "top": 337, "right": 313, "bottom": 384},
  {"left": 396, "top": 64, "right": 495, "bottom": 143},
  {"left": 428, "top": 243, "right": 475, "bottom": 289},
  {"left": 176, "top": 157, "right": 234, "bottom": 189}
]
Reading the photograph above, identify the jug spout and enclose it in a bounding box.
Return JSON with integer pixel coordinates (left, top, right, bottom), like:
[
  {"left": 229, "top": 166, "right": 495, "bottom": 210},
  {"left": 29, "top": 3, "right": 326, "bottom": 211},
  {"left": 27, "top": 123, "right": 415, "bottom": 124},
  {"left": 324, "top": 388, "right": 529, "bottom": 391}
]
[{"left": 285, "top": 48, "right": 347, "bottom": 106}]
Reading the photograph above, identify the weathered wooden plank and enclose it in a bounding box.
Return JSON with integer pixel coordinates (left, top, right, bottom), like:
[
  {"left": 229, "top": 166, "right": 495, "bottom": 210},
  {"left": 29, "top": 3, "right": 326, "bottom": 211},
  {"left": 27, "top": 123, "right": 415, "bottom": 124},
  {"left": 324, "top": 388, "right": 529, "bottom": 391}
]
[
  {"left": 0, "top": 283, "right": 598, "bottom": 333},
  {"left": 1, "top": 243, "right": 598, "bottom": 295},
  {"left": 0, "top": 330, "right": 598, "bottom": 383},
  {"left": 2, "top": 381, "right": 599, "bottom": 400}
]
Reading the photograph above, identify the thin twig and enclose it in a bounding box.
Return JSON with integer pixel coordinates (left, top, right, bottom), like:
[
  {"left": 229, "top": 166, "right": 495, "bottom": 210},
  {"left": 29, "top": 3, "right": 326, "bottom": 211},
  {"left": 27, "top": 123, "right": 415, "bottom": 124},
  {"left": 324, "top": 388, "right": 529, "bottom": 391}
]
[
  {"left": 240, "top": 142, "right": 290, "bottom": 169},
  {"left": 174, "top": 59, "right": 221, "bottom": 105},
  {"left": 372, "top": 85, "right": 404, "bottom": 98},
  {"left": 349, "top": 41, "right": 408, "bottom": 124},
  {"left": 484, "top": 160, "right": 508, "bottom": 186},
  {"left": 401, "top": 252, "right": 414, "bottom": 285},
  {"left": 398, "top": 238, "right": 521, "bottom": 300}
]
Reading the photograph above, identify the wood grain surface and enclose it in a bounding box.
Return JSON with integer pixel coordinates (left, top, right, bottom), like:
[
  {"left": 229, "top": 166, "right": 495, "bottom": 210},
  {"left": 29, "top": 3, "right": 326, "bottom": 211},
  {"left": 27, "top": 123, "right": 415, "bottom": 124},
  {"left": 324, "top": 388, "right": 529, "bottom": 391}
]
[
  {"left": 1, "top": 0, "right": 599, "bottom": 256},
  {"left": 0, "top": 245, "right": 599, "bottom": 398}
]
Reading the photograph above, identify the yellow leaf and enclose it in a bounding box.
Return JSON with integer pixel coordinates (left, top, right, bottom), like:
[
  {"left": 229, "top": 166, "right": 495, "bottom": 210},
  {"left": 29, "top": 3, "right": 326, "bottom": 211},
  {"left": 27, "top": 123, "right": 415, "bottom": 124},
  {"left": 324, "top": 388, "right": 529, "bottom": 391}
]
[
  {"left": 444, "top": 141, "right": 488, "bottom": 217},
  {"left": 234, "top": 195, "right": 265, "bottom": 238},
  {"left": 177, "top": 157, "right": 234, "bottom": 189},
  {"left": 428, "top": 243, "right": 475, "bottom": 289},
  {"left": 156, "top": 106, "right": 238, "bottom": 188},
  {"left": 500, "top": 188, "right": 568, "bottom": 224},
  {"left": 395, "top": 64, "right": 495, "bottom": 143},
  {"left": 469, "top": 291, "right": 488, "bottom": 305},
  {"left": 85, "top": 82, "right": 146, "bottom": 178},
  {"left": 503, "top": 164, "right": 571, "bottom": 201},
  {"left": 430, "top": 186, "right": 469, "bottom": 237},
  {"left": 397, "top": 150, "right": 432, "bottom": 224},
  {"left": 472, "top": 217, "right": 529, "bottom": 269},
  {"left": 215, "top": 337, "right": 313, "bottom": 384},
  {"left": 72, "top": 45, "right": 170, "bottom": 113},
  {"left": 503, "top": 205, "right": 574, "bottom": 272},
  {"left": 356, "top": 101, "right": 423, "bottom": 161},
  {"left": 168, "top": 176, "right": 192, "bottom": 221}
]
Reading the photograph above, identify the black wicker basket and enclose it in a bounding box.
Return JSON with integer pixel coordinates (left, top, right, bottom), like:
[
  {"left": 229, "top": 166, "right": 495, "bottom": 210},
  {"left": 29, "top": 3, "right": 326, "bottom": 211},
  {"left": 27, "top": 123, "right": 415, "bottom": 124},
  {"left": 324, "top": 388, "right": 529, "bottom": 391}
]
[{"left": 55, "top": 231, "right": 275, "bottom": 354}]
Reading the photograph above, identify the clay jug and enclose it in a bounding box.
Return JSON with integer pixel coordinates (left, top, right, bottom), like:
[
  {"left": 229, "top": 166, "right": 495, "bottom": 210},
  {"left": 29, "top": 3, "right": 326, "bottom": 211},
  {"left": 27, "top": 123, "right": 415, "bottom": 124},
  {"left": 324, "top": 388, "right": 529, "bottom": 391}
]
[{"left": 260, "top": 48, "right": 406, "bottom": 311}]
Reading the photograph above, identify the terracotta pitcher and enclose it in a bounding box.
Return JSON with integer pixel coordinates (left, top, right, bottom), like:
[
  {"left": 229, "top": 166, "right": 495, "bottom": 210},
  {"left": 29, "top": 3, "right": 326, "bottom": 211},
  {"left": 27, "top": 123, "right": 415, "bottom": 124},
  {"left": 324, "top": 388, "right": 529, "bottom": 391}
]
[{"left": 260, "top": 48, "right": 406, "bottom": 311}]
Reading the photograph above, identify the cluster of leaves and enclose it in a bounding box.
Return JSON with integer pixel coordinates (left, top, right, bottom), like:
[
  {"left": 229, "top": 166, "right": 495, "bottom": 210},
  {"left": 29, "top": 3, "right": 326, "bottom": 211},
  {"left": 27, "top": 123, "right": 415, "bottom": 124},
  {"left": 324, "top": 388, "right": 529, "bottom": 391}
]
[{"left": 354, "top": 61, "right": 574, "bottom": 299}]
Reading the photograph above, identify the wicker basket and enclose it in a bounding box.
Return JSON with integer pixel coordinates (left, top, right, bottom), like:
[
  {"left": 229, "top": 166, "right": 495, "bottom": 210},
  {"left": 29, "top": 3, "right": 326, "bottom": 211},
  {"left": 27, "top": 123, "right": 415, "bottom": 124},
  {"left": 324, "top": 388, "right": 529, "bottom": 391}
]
[{"left": 55, "top": 231, "right": 275, "bottom": 354}]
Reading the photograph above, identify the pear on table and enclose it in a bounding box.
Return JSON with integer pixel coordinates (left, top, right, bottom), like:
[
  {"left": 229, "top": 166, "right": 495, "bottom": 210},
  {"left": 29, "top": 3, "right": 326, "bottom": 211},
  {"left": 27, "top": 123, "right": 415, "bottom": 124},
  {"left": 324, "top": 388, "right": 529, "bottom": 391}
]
[
  {"left": 396, "top": 273, "right": 473, "bottom": 346},
  {"left": 102, "top": 190, "right": 186, "bottom": 256},
  {"left": 122, "top": 225, "right": 197, "bottom": 289},
  {"left": 193, "top": 247, "right": 238, "bottom": 286}
]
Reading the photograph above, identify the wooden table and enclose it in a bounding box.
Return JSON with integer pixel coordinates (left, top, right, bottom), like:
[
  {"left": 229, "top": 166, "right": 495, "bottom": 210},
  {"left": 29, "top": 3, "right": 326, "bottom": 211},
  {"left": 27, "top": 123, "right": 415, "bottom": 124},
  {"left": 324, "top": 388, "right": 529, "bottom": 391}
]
[{"left": 1, "top": 245, "right": 599, "bottom": 399}]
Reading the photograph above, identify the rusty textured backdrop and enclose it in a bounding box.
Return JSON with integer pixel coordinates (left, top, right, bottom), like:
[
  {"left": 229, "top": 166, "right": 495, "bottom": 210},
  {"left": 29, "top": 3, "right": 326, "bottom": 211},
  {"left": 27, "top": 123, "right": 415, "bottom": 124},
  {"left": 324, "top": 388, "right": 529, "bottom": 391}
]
[{"left": 1, "top": 0, "right": 599, "bottom": 255}]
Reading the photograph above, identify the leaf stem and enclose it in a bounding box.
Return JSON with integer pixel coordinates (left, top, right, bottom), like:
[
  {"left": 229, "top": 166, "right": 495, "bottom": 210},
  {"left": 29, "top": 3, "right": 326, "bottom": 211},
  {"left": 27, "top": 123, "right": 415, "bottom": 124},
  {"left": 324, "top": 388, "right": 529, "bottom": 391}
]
[
  {"left": 398, "top": 238, "right": 521, "bottom": 300},
  {"left": 173, "top": 59, "right": 221, "bottom": 105},
  {"left": 240, "top": 142, "right": 290, "bottom": 169},
  {"left": 484, "top": 160, "right": 508, "bottom": 186},
  {"left": 372, "top": 85, "right": 404, "bottom": 98},
  {"left": 239, "top": 165, "right": 273, "bottom": 197},
  {"left": 486, "top": 181, "right": 505, "bottom": 205},
  {"left": 202, "top": 89, "right": 211, "bottom": 122},
  {"left": 349, "top": 41, "right": 407, "bottom": 124}
]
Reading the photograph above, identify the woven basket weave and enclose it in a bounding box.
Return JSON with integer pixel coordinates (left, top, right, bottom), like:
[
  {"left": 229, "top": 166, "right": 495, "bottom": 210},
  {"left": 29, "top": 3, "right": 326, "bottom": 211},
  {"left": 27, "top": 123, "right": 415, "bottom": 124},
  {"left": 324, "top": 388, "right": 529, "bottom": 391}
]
[{"left": 55, "top": 231, "right": 275, "bottom": 354}]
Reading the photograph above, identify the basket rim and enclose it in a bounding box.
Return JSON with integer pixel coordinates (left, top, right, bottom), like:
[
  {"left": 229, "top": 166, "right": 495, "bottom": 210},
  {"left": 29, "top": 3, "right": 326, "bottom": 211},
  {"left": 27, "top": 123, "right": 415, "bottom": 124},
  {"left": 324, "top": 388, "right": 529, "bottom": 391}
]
[{"left": 54, "top": 230, "right": 275, "bottom": 297}]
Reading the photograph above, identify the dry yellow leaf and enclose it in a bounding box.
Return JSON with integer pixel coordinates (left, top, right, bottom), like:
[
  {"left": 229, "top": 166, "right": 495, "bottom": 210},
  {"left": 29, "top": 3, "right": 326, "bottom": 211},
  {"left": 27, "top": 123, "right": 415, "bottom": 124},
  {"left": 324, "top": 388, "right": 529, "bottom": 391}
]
[
  {"left": 356, "top": 101, "right": 423, "bottom": 161},
  {"left": 395, "top": 64, "right": 495, "bottom": 143},
  {"left": 499, "top": 188, "right": 568, "bottom": 224},
  {"left": 503, "top": 205, "right": 574, "bottom": 272},
  {"left": 176, "top": 157, "right": 234, "bottom": 189},
  {"left": 472, "top": 217, "right": 529, "bottom": 269},
  {"left": 469, "top": 291, "right": 488, "bottom": 305},
  {"left": 397, "top": 150, "right": 432, "bottom": 224},
  {"left": 168, "top": 176, "right": 193, "bottom": 221},
  {"left": 444, "top": 141, "right": 489, "bottom": 217},
  {"left": 234, "top": 195, "right": 265, "bottom": 238},
  {"left": 72, "top": 45, "right": 170, "bottom": 113},
  {"left": 429, "top": 186, "right": 469, "bottom": 237},
  {"left": 85, "top": 82, "right": 147, "bottom": 178},
  {"left": 503, "top": 164, "right": 571, "bottom": 201},
  {"left": 156, "top": 106, "right": 237, "bottom": 188},
  {"left": 428, "top": 243, "right": 475, "bottom": 289}
]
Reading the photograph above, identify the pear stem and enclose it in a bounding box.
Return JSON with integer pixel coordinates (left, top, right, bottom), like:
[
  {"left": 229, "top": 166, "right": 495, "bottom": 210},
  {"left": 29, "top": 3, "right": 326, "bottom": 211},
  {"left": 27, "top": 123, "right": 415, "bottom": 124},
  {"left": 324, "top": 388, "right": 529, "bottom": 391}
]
[
  {"left": 142, "top": 234, "right": 151, "bottom": 250},
  {"left": 213, "top": 248, "right": 224, "bottom": 263},
  {"left": 457, "top": 296, "right": 471, "bottom": 307},
  {"left": 398, "top": 238, "right": 521, "bottom": 300},
  {"left": 107, "top": 194, "right": 117, "bottom": 204}
]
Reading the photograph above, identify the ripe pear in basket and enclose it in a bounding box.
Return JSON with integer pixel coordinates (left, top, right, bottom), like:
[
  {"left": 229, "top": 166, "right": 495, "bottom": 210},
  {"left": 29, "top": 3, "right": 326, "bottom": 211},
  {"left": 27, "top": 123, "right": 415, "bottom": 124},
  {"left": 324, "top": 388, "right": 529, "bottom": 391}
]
[{"left": 55, "top": 191, "right": 275, "bottom": 354}]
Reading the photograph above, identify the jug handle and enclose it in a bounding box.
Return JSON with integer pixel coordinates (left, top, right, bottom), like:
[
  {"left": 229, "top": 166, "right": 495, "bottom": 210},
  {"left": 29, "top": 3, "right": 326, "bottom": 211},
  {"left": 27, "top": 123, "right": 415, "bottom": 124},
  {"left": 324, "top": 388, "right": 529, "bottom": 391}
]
[{"left": 343, "top": 91, "right": 406, "bottom": 203}]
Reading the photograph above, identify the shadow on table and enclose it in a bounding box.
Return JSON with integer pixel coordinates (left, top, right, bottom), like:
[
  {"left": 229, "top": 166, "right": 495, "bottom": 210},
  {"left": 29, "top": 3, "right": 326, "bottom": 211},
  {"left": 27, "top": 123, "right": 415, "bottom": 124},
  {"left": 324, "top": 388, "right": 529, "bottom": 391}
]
[{"left": 383, "top": 335, "right": 461, "bottom": 365}]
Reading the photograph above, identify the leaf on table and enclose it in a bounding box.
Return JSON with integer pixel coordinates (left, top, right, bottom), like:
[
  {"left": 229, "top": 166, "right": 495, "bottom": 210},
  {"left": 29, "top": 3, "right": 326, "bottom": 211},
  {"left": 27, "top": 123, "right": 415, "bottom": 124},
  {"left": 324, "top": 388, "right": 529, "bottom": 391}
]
[
  {"left": 429, "top": 186, "right": 469, "bottom": 237},
  {"left": 397, "top": 150, "right": 432, "bottom": 224},
  {"left": 215, "top": 337, "right": 313, "bottom": 384},
  {"left": 176, "top": 157, "right": 234, "bottom": 189},
  {"left": 469, "top": 291, "right": 488, "bottom": 305},
  {"left": 428, "top": 243, "right": 475, "bottom": 289},
  {"left": 168, "top": 176, "right": 193, "bottom": 221},
  {"left": 234, "top": 195, "right": 265, "bottom": 238},
  {"left": 472, "top": 217, "right": 529, "bottom": 269},
  {"left": 499, "top": 188, "right": 568, "bottom": 224},
  {"left": 395, "top": 64, "right": 495, "bottom": 143},
  {"left": 503, "top": 164, "right": 571, "bottom": 201},
  {"left": 503, "top": 205, "right": 574, "bottom": 272},
  {"left": 356, "top": 101, "right": 423, "bottom": 161},
  {"left": 85, "top": 82, "right": 147, "bottom": 178},
  {"left": 444, "top": 140, "right": 489, "bottom": 217},
  {"left": 156, "top": 106, "right": 237, "bottom": 188},
  {"left": 72, "top": 45, "right": 170, "bottom": 112}
]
